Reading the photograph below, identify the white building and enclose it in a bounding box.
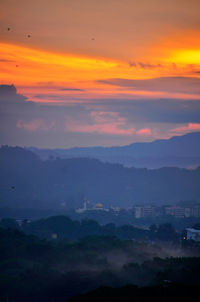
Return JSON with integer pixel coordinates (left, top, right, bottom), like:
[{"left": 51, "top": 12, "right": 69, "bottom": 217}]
[
  {"left": 134, "top": 206, "right": 143, "bottom": 218},
  {"left": 76, "top": 197, "right": 87, "bottom": 213},
  {"left": 186, "top": 228, "right": 200, "bottom": 242}
]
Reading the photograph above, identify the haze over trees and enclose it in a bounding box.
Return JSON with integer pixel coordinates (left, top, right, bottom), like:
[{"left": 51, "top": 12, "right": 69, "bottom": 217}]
[
  {"left": 0, "top": 223, "right": 200, "bottom": 302},
  {"left": 0, "top": 215, "right": 179, "bottom": 243},
  {"left": 0, "top": 224, "right": 200, "bottom": 302},
  {"left": 0, "top": 146, "right": 200, "bottom": 209}
]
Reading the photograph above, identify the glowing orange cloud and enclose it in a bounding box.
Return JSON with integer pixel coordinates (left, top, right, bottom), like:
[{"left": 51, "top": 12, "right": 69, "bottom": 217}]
[
  {"left": 147, "top": 31, "right": 200, "bottom": 71},
  {"left": 170, "top": 50, "right": 200, "bottom": 65},
  {"left": 170, "top": 123, "right": 200, "bottom": 135},
  {"left": 136, "top": 128, "right": 152, "bottom": 135},
  {"left": 0, "top": 41, "right": 200, "bottom": 104}
]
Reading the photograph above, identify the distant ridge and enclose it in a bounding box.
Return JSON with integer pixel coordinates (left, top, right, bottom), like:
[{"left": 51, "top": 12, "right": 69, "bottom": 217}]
[
  {"left": 1, "top": 145, "right": 200, "bottom": 208},
  {"left": 28, "top": 132, "right": 200, "bottom": 168}
]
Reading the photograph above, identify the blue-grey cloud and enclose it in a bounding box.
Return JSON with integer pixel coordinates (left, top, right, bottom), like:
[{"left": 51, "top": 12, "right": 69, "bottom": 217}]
[
  {"left": 1, "top": 84, "right": 200, "bottom": 148},
  {"left": 60, "top": 88, "right": 84, "bottom": 91},
  {"left": 34, "top": 93, "right": 83, "bottom": 100},
  {"left": 103, "top": 98, "right": 200, "bottom": 124},
  {"left": 0, "top": 58, "right": 15, "bottom": 62},
  {"left": 34, "top": 94, "right": 67, "bottom": 100},
  {"left": 98, "top": 77, "right": 200, "bottom": 95},
  {"left": 128, "top": 61, "right": 162, "bottom": 69}
]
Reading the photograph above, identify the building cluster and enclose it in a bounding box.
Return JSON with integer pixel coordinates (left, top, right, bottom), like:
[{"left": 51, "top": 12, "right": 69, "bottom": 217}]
[
  {"left": 75, "top": 198, "right": 200, "bottom": 219},
  {"left": 76, "top": 200, "right": 109, "bottom": 213},
  {"left": 185, "top": 228, "right": 200, "bottom": 242},
  {"left": 132, "top": 205, "right": 200, "bottom": 219}
]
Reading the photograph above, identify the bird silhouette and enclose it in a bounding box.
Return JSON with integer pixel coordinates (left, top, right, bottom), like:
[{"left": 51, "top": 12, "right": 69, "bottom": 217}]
[
  {"left": 7, "top": 27, "right": 10, "bottom": 31},
  {"left": 27, "top": 35, "right": 31, "bottom": 38}
]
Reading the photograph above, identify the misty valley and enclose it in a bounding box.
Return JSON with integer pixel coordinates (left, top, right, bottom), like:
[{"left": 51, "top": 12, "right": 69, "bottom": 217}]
[
  {"left": 0, "top": 219, "right": 200, "bottom": 302},
  {"left": 0, "top": 144, "right": 200, "bottom": 301},
  {"left": 1, "top": 0, "right": 200, "bottom": 300}
]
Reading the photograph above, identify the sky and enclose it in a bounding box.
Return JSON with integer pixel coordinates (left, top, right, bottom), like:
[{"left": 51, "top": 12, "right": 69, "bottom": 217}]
[{"left": 0, "top": 0, "right": 200, "bottom": 148}]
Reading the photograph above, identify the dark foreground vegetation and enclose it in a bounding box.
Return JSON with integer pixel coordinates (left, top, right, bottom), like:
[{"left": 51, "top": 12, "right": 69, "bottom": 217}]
[
  {"left": 0, "top": 215, "right": 180, "bottom": 242},
  {"left": 1, "top": 206, "right": 200, "bottom": 232},
  {"left": 0, "top": 224, "right": 200, "bottom": 302},
  {"left": 69, "top": 284, "right": 200, "bottom": 302}
]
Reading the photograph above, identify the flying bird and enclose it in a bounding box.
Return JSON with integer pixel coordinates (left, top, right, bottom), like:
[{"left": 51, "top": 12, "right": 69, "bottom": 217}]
[
  {"left": 27, "top": 35, "right": 31, "bottom": 38},
  {"left": 7, "top": 27, "right": 10, "bottom": 31},
  {"left": 91, "top": 38, "right": 95, "bottom": 41}
]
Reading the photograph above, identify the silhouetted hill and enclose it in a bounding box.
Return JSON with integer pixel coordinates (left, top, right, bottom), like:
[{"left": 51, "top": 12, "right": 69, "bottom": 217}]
[
  {"left": 0, "top": 146, "right": 200, "bottom": 209},
  {"left": 69, "top": 284, "right": 200, "bottom": 302},
  {"left": 28, "top": 132, "right": 200, "bottom": 168}
]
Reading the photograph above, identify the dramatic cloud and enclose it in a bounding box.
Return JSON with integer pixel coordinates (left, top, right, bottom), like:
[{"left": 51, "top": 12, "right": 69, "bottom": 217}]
[
  {"left": 136, "top": 128, "right": 152, "bottom": 135},
  {"left": 98, "top": 77, "right": 200, "bottom": 95},
  {"left": 1, "top": 0, "right": 200, "bottom": 61},
  {"left": 1, "top": 85, "right": 200, "bottom": 147},
  {"left": 170, "top": 123, "right": 200, "bottom": 135},
  {"left": 129, "top": 62, "right": 163, "bottom": 69},
  {"left": 66, "top": 111, "right": 135, "bottom": 136},
  {"left": 60, "top": 88, "right": 85, "bottom": 92},
  {"left": 1, "top": 0, "right": 200, "bottom": 147}
]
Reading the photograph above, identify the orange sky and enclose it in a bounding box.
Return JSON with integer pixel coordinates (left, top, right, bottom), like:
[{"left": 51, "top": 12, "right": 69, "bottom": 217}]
[
  {"left": 0, "top": 40, "right": 200, "bottom": 103},
  {"left": 0, "top": 0, "right": 200, "bottom": 147},
  {"left": 0, "top": 0, "right": 200, "bottom": 102}
]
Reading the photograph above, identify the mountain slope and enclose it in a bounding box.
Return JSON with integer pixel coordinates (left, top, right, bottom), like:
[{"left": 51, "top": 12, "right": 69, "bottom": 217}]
[
  {"left": 1, "top": 146, "right": 200, "bottom": 209},
  {"left": 28, "top": 132, "right": 200, "bottom": 168}
]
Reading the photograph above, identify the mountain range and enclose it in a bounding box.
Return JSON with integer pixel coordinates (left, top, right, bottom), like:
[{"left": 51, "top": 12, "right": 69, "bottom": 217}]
[
  {"left": 0, "top": 145, "right": 200, "bottom": 209},
  {"left": 28, "top": 132, "right": 200, "bottom": 169}
]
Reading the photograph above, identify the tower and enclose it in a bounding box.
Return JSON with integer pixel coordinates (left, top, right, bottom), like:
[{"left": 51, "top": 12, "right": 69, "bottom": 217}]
[{"left": 83, "top": 196, "right": 87, "bottom": 210}]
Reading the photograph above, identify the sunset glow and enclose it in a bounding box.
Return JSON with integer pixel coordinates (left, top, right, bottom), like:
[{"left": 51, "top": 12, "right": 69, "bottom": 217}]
[
  {"left": 1, "top": 42, "right": 200, "bottom": 103},
  {"left": 1, "top": 0, "right": 200, "bottom": 147},
  {"left": 170, "top": 49, "right": 200, "bottom": 65}
]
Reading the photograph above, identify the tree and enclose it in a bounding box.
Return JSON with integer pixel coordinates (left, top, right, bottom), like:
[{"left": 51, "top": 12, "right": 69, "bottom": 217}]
[{"left": 156, "top": 223, "right": 177, "bottom": 241}]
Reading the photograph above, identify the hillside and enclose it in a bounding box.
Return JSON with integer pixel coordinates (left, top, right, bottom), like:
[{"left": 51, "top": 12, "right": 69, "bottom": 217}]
[
  {"left": 28, "top": 132, "right": 200, "bottom": 168},
  {"left": 0, "top": 146, "right": 200, "bottom": 209}
]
